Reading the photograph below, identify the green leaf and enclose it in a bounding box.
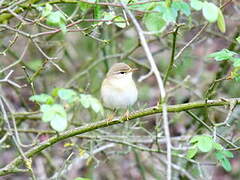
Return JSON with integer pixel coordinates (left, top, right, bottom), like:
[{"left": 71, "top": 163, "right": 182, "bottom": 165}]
[
  {"left": 233, "top": 58, "right": 240, "bottom": 67},
  {"left": 26, "top": 59, "right": 42, "bottom": 71},
  {"left": 29, "top": 94, "right": 54, "bottom": 104},
  {"left": 197, "top": 135, "right": 213, "bottom": 152},
  {"left": 40, "top": 104, "right": 68, "bottom": 132},
  {"left": 79, "top": 94, "right": 104, "bottom": 116},
  {"left": 221, "top": 150, "right": 234, "bottom": 158},
  {"left": 186, "top": 147, "right": 198, "bottom": 159},
  {"left": 50, "top": 115, "right": 67, "bottom": 132},
  {"left": 236, "top": 36, "right": 240, "bottom": 44},
  {"left": 213, "top": 142, "right": 223, "bottom": 150},
  {"left": 58, "top": 89, "right": 78, "bottom": 103},
  {"left": 220, "top": 157, "right": 232, "bottom": 172},
  {"left": 42, "top": 3, "right": 53, "bottom": 17},
  {"left": 217, "top": 9, "right": 226, "bottom": 33},
  {"left": 162, "top": 7, "right": 178, "bottom": 23},
  {"left": 74, "top": 178, "right": 91, "bottom": 180},
  {"left": 202, "top": 2, "right": 219, "bottom": 23},
  {"left": 46, "top": 11, "right": 66, "bottom": 27},
  {"left": 215, "top": 152, "right": 232, "bottom": 172},
  {"left": 143, "top": 13, "right": 167, "bottom": 33},
  {"left": 89, "top": 97, "right": 104, "bottom": 115},
  {"left": 172, "top": 1, "right": 191, "bottom": 16},
  {"left": 114, "top": 16, "right": 127, "bottom": 28},
  {"left": 207, "top": 49, "right": 237, "bottom": 61},
  {"left": 189, "top": 135, "right": 201, "bottom": 144},
  {"left": 190, "top": 0, "right": 203, "bottom": 11},
  {"left": 79, "top": 94, "right": 91, "bottom": 108}
]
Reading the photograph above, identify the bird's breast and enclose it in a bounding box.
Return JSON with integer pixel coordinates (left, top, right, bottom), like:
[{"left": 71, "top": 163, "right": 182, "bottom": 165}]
[{"left": 101, "top": 78, "right": 138, "bottom": 109}]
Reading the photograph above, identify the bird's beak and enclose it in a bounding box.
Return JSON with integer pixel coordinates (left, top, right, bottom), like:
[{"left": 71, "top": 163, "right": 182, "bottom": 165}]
[{"left": 129, "top": 68, "right": 138, "bottom": 72}]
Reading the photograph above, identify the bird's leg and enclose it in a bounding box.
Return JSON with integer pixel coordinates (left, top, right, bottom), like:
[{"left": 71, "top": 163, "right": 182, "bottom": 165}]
[
  {"left": 122, "top": 109, "right": 130, "bottom": 121},
  {"left": 106, "top": 108, "right": 117, "bottom": 124}
]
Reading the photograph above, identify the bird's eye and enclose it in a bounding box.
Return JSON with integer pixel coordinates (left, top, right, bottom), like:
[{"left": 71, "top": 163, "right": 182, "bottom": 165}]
[{"left": 119, "top": 72, "right": 125, "bottom": 74}]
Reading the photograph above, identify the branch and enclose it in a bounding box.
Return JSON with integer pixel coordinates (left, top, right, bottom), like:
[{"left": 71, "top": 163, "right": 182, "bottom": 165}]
[{"left": 1, "top": 97, "right": 239, "bottom": 176}]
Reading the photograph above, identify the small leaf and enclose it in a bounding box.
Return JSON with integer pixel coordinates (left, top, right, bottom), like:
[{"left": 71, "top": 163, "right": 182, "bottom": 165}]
[
  {"left": 42, "top": 3, "right": 53, "bottom": 17},
  {"left": 202, "top": 2, "right": 219, "bottom": 23},
  {"left": 189, "top": 135, "right": 201, "bottom": 144},
  {"left": 172, "top": 1, "right": 191, "bottom": 16},
  {"left": 190, "top": 0, "right": 203, "bottom": 11},
  {"left": 58, "top": 89, "right": 78, "bottom": 103},
  {"left": 89, "top": 97, "right": 104, "bottom": 115},
  {"left": 27, "top": 59, "right": 42, "bottom": 71},
  {"left": 143, "top": 13, "right": 167, "bottom": 33},
  {"left": 74, "top": 178, "right": 91, "bottom": 180},
  {"left": 236, "top": 36, "right": 240, "bottom": 44},
  {"left": 29, "top": 94, "right": 54, "bottom": 104},
  {"left": 162, "top": 7, "right": 178, "bottom": 23},
  {"left": 213, "top": 142, "right": 223, "bottom": 150},
  {"left": 207, "top": 49, "right": 237, "bottom": 61},
  {"left": 222, "top": 150, "right": 234, "bottom": 158},
  {"left": 220, "top": 157, "right": 232, "bottom": 172},
  {"left": 46, "top": 11, "right": 66, "bottom": 27},
  {"left": 79, "top": 94, "right": 91, "bottom": 108},
  {"left": 195, "top": 135, "right": 213, "bottom": 152},
  {"left": 114, "top": 16, "right": 126, "bottom": 28},
  {"left": 186, "top": 147, "right": 198, "bottom": 159},
  {"left": 217, "top": 9, "right": 226, "bottom": 33},
  {"left": 50, "top": 116, "right": 67, "bottom": 132}
]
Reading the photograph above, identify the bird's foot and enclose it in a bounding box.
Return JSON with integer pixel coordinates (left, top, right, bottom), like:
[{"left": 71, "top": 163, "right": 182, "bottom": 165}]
[
  {"left": 122, "top": 109, "right": 130, "bottom": 122},
  {"left": 106, "top": 113, "right": 115, "bottom": 125}
]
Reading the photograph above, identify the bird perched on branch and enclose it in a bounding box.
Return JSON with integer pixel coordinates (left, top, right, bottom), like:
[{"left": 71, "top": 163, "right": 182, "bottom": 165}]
[{"left": 101, "top": 63, "right": 138, "bottom": 118}]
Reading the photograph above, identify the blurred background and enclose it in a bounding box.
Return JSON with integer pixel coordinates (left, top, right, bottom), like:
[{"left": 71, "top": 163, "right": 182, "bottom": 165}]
[{"left": 0, "top": 0, "right": 240, "bottom": 179}]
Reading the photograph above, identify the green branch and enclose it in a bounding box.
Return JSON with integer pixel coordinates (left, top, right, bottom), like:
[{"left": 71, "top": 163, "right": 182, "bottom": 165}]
[{"left": 0, "top": 97, "right": 240, "bottom": 176}]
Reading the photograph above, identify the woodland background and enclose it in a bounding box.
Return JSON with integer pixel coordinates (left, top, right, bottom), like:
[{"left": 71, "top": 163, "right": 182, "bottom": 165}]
[{"left": 0, "top": 0, "right": 240, "bottom": 180}]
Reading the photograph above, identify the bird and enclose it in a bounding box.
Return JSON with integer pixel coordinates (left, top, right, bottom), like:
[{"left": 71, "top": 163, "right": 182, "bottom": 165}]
[{"left": 101, "top": 63, "right": 138, "bottom": 118}]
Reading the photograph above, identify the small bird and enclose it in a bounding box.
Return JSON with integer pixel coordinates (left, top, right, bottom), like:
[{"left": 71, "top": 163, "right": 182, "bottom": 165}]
[{"left": 101, "top": 63, "right": 138, "bottom": 114}]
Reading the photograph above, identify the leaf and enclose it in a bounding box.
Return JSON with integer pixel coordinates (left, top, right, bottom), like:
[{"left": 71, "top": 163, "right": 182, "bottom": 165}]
[
  {"left": 74, "top": 178, "right": 91, "bottom": 180},
  {"left": 143, "top": 13, "right": 167, "bottom": 33},
  {"left": 162, "top": 7, "right": 178, "bottom": 23},
  {"left": 236, "top": 36, "right": 240, "bottom": 44},
  {"left": 29, "top": 94, "right": 54, "bottom": 104},
  {"left": 40, "top": 104, "right": 67, "bottom": 131},
  {"left": 172, "top": 1, "right": 191, "bottom": 16},
  {"left": 103, "top": 11, "right": 115, "bottom": 25},
  {"left": 42, "top": 3, "right": 53, "bottom": 17},
  {"left": 79, "top": 94, "right": 91, "bottom": 108},
  {"left": 89, "top": 97, "right": 104, "bottom": 115},
  {"left": 217, "top": 9, "right": 226, "bottom": 33},
  {"left": 189, "top": 135, "right": 201, "bottom": 144},
  {"left": 27, "top": 59, "right": 42, "bottom": 71},
  {"left": 46, "top": 11, "right": 66, "bottom": 27},
  {"left": 207, "top": 49, "right": 237, "bottom": 61},
  {"left": 215, "top": 153, "right": 232, "bottom": 172},
  {"left": 202, "top": 2, "right": 219, "bottom": 23},
  {"left": 221, "top": 150, "right": 234, "bottom": 158},
  {"left": 197, "top": 135, "right": 213, "bottom": 152},
  {"left": 79, "top": 94, "right": 104, "bottom": 116},
  {"left": 232, "top": 58, "right": 240, "bottom": 67},
  {"left": 58, "top": 89, "right": 78, "bottom": 103},
  {"left": 114, "top": 16, "right": 127, "bottom": 28},
  {"left": 190, "top": 0, "right": 203, "bottom": 11},
  {"left": 220, "top": 157, "right": 232, "bottom": 172},
  {"left": 186, "top": 147, "right": 198, "bottom": 159},
  {"left": 213, "top": 142, "right": 223, "bottom": 151},
  {"left": 50, "top": 115, "right": 67, "bottom": 132}
]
